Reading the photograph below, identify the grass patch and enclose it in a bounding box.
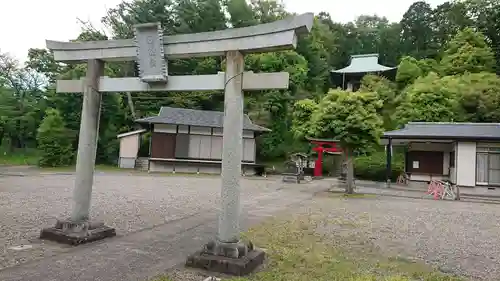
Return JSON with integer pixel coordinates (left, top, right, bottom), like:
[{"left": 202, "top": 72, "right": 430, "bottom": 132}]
[
  {"left": 342, "top": 193, "right": 377, "bottom": 199},
  {"left": 228, "top": 215, "right": 463, "bottom": 281},
  {"left": 151, "top": 214, "right": 463, "bottom": 281},
  {"left": 0, "top": 150, "right": 39, "bottom": 165},
  {"left": 262, "top": 160, "right": 286, "bottom": 175},
  {"left": 149, "top": 277, "right": 173, "bottom": 281},
  {"left": 326, "top": 191, "right": 377, "bottom": 199}
]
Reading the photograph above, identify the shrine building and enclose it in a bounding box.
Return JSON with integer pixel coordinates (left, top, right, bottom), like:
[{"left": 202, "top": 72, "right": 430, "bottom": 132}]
[
  {"left": 330, "top": 53, "right": 397, "bottom": 91},
  {"left": 117, "top": 106, "right": 269, "bottom": 174}
]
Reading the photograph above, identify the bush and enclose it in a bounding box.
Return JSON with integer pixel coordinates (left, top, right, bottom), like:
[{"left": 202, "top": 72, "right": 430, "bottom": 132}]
[
  {"left": 36, "top": 109, "right": 74, "bottom": 167},
  {"left": 354, "top": 150, "right": 404, "bottom": 182}
]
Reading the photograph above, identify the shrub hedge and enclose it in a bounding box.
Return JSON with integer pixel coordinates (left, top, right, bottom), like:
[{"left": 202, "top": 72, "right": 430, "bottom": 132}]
[{"left": 354, "top": 150, "right": 405, "bottom": 182}]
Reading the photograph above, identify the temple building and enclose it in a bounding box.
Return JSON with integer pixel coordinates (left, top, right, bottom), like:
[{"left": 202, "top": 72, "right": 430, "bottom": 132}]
[{"left": 330, "top": 53, "right": 397, "bottom": 91}]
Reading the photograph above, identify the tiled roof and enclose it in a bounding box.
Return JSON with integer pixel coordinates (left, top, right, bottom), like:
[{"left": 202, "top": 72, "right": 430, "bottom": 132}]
[
  {"left": 331, "top": 53, "right": 397, "bottom": 74},
  {"left": 135, "top": 106, "right": 270, "bottom": 132},
  {"left": 384, "top": 122, "right": 500, "bottom": 140}
]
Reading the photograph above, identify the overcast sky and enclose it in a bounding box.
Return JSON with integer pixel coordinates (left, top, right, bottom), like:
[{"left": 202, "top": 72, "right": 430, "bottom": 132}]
[{"left": 0, "top": 0, "right": 447, "bottom": 63}]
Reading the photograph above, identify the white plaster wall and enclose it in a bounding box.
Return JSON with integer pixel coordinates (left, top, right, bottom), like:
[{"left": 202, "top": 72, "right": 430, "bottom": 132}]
[
  {"left": 149, "top": 161, "right": 174, "bottom": 173},
  {"left": 210, "top": 136, "right": 223, "bottom": 159},
  {"left": 178, "top": 125, "right": 189, "bottom": 134},
  {"left": 456, "top": 142, "right": 477, "bottom": 187},
  {"left": 119, "top": 134, "right": 140, "bottom": 158},
  {"left": 154, "top": 124, "right": 177, "bottom": 133},
  {"left": 199, "top": 135, "right": 212, "bottom": 159},
  {"left": 211, "top": 128, "right": 254, "bottom": 138},
  {"left": 119, "top": 158, "right": 136, "bottom": 169},
  {"left": 213, "top": 128, "right": 223, "bottom": 136},
  {"left": 243, "top": 130, "right": 254, "bottom": 139},
  {"left": 410, "top": 174, "right": 448, "bottom": 182},
  {"left": 243, "top": 138, "right": 256, "bottom": 162},
  {"left": 190, "top": 126, "right": 211, "bottom": 135},
  {"left": 188, "top": 135, "right": 202, "bottom": 158}
]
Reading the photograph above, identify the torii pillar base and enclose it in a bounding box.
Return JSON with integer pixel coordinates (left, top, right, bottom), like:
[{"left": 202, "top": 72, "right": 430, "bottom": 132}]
[
  {"left": 185, "top": 240, "right": 265, "bottom": 276},
  {"left": 40, "top": 219, "right": 116, "bottom": 246}
]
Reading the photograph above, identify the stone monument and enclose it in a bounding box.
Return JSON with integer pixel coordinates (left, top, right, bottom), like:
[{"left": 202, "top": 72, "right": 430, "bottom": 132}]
[{"left": 40, "top": 13, "right": 313, "bottom": 273}]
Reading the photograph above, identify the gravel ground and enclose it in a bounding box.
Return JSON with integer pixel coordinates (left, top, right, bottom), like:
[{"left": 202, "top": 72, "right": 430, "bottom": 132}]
[
  {"left": 312, "top": 193, "right": 500, "bottom": 281},
  {"left": 0, "top": 173, "right": 325, "bottom": 271},
  {"left": 2, "top": 173, "right": 500, "bottom": 281}
]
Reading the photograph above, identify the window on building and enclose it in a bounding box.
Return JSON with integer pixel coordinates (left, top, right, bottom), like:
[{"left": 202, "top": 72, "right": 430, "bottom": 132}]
[{"left": 476, "top": 146, "right": 500, "bottom": 185}]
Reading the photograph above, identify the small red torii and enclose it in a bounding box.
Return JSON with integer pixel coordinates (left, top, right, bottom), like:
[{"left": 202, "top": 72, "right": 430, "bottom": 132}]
[{"left": 307, "top": 137, "right": 342, "bottom": 178}]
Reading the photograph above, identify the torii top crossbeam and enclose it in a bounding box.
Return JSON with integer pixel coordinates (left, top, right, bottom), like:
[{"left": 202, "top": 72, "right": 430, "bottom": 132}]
[{"left": 46, "top": 13, "right": 313, "bottom": 62}]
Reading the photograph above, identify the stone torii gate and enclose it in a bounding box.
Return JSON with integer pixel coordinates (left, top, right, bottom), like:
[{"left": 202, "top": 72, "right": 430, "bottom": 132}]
[{"left": 39, "top": 13, "right": 312, "bottom": 274}]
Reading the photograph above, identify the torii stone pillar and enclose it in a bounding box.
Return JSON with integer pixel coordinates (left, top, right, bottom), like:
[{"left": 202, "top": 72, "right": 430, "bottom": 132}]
[
  {"left": 39, "top": 13, "right": 313, "bottom": 275},
  {"left": 72, "top": 59, "right": 104, "bottom": 221},
  {"left": 219, "top": 51, "right": 245, "bottom": 244},
  {"left": 39, "top": 59, "right": 117, "bottom": 245}
]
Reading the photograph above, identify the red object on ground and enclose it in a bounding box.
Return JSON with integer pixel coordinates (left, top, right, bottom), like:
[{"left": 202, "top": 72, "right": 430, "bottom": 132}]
[{"left": 309, "top": 139, "right": 342, "bottom": 177}]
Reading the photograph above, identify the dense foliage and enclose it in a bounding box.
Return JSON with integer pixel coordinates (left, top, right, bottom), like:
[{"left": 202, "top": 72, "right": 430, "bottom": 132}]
[
  {"left": 36, "top": 109, "right": 73, "bottom": 167},
  {"left": 0, "top": 0, "right": 499, "bottom": 172}
]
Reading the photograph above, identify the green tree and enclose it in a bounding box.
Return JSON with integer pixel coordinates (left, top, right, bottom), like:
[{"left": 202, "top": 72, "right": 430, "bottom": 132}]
[
  {"left": 296, "top": 18, "right": 335, "bottom": 94},
  {"left": 291, "top": 99, "right": 318, "bottom": 138},
  {"left": 245, "top": 51, "right": 308, "bottom": 159},
  {"left": 440, "top": 27, "right": 495, "bottom": 75},
  {"left": 359, "top": 74, "right": 398, "bottom": 130},
  {"left": 226, "top": 0, "right": 258, "bottom": 27},
  {"left": 455, "top": 72, "right": 500, "bottom": 122},
  {"left": 463, "top": 0, "right": 500, "bottom": 73},
  {"left": 396, "top": 56, "right": 423, "bottom": 88},
  {"left": 293, "top": 90, "right": 383, "bottom": 193},
  {"left": 0, "top": 52, "right": 46, "bottom": 150},
  {"left": 36, "top": 109, "right": 74, "bottom": 167},
  {"left": 400, "top": 1, "right": 437, "bottom": 58},
  {"left": 432, "top": 1, "right": 472, "bottom": 48},
  {"left": 395, "top": 72, "right": 460, "bottom": 126},
  {"left": 417, "top": 58, "right": 439, "bottom": 76}
]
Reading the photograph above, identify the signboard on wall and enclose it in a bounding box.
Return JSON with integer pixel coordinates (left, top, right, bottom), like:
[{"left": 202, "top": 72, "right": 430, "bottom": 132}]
[{"left": 134, "top": 22, "right": 168, "bottom": 83}]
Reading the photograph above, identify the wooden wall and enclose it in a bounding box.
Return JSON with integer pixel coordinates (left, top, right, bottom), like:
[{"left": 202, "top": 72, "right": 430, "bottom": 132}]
[{"left": 151, "top": 124, "right": 256, "bottom": 162}]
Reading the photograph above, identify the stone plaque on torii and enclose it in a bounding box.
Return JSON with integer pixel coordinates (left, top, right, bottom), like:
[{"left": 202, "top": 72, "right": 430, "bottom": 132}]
[{"left": 39, "top": 13, "right": 312, "bottom": 275}]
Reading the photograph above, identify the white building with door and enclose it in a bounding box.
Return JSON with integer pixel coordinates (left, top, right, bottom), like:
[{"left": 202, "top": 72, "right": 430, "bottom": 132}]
[{"left": 383, "top": 122, "right": 500, "bottom": 188}]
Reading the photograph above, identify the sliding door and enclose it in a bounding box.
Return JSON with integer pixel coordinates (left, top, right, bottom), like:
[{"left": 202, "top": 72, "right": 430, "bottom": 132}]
[
  {"left": 489, "top": 153, "right": 500, "bottom": 185},
  {"left": 476, "top": 152, "right": 488, "bottom": 185}
]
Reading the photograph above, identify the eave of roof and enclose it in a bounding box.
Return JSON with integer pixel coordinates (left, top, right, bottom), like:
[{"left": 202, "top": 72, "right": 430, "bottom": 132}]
[
  {"left": 116, "top": 129, "right": 147, "bottom": 139},
  {"left": 331, "top": 53, "right": 397, "bottom": 74},
  {"left": 383, "top": 122, "right": 500, "bottom": 140},
  {"left": 135, "top": 107, "right": 271, "bottom": 132}
]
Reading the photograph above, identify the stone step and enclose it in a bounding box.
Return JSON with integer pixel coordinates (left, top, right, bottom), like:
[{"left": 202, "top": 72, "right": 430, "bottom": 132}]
[{"left": 134, "top": 158, "right": 149, "bottom": 171}]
